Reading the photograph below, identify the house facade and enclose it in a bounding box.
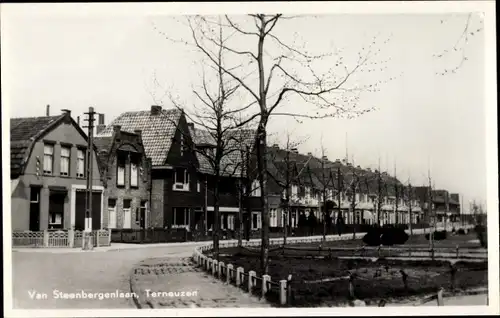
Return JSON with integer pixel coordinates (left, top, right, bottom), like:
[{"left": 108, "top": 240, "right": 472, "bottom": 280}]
[
  {"left": 94, "top": 123, "right": 151, "bottom": 229},
  {"left": 11, "top": 110, "right": 103, "bottom": 231}
]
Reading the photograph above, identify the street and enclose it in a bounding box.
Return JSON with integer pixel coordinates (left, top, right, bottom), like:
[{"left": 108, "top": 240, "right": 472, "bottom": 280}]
[{"left": 11, "top": 245, "right": 198, "bottom": 309}]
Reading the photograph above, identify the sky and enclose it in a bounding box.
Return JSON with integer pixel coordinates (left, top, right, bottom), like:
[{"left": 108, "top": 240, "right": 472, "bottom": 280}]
[{"left": 2, "top": 3, "right": 494, "bottom": 213}]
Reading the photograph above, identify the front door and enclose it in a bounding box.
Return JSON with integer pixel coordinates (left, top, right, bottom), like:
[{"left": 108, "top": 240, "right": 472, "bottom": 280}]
[
  {"left": 48, "top": 192, "right": 65, "bottom": 230},
  {"left": 29, "top": 187, "right": 41, "bottom": 231},
  {"left": 75, "top": 190, "right": 102, "bottom": 231}
]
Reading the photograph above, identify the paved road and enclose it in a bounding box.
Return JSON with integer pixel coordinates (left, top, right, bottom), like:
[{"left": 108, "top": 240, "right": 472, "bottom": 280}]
[{"left": 11, "top": 244, "right": 200, "bottom": 309}]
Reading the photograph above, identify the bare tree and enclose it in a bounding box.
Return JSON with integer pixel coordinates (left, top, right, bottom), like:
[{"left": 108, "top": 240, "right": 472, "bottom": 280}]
[
  {"left": 433, "top": 13, "right": 484, "bottom": 75},
  {"left": 155, "top": 14, "right": 395, "bottom": 274},
  {"left": 153, "top": 21, "right": 259, "bottom": 261},
  {"left": 266, "top": 131, "right": 309, "bottom": 245}
]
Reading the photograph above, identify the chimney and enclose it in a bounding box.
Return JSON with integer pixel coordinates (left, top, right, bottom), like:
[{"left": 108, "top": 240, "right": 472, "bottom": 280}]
[
  {"left": 291, "top": 147, "right": 298, "bottom": 154},
  {"left": 96, "top": 113, "right": 106, "bottom": 134},
  {"left": 46, "top": 104, "right": 50, "bottom": 116},
  {"left": 61, "top": 109, "right": 71, "bottom": 116},
  {"left": 357, "top": 165, "right": 361, "bottom": 169},
  {"left": 307, "top": 152, "right": 312, "bottom": 156},
  {"left": 151, "top": 105, "right": 162, "bottom": 116},
  {"left": 113, "top": 125, "right": 122, "bottom": 139},
  {"left": 322, "top": 155, "right": 328, "bottom": 161},
  {"left": 335, "top": 159, "right": 341, "bottom": 163},
  {"left": 272, "top": 144, "right": 279, "bottom": 149},
  {"left": 367, "top": 168, "right": 371, "bottom": 172},
  {"left": 187, "top": 123, "right": 194, "bottom": 130}
]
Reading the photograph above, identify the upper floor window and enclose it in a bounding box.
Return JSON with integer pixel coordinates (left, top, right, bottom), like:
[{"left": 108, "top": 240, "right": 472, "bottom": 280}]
[
  {"left": 43, "top": 144, "right": 54, "bottom": 175},
  {"left": 60, "top": 146, "right": 71, "bottom": 177},
  {"left": 117, "top": 155, "right": 126, "bottom": 187},
  {"left": 76, "top": 148, "right": 85, "bottom": 178},
  {"left": 173, "top": 168, "right": 190, "bottom": 191},
  {"left": 291, "top": 185, "right": 298, "bottom": 197},
  {"left": 130, "top": 161, "right": 139, "bottom": 188},
  {"left": 251, "top": 179, "right": 261, "bottom": 197}
]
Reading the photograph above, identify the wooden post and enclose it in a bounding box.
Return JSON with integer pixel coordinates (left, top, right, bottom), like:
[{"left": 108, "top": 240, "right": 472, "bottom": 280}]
[
  {"left": 455, "top": 245, "right": 459, "bottom": 259},
  {"left": 108, "top": 228, "right": 112, "bottom": 246},
  {"left": 248, "top": 270, "right": 256, "bottom": 292},
  {"left": 219, "top": 262, "right": 225, "bottom": 280},
  {"left": 208, "top": 258, "right": 213, "bottom": 272},
  {"left": 236, "top": 267, "right": 244, "bottom": 286},
  {"left": 96, "top": 230, "right": 100, "bottom": 247},
  {"left": 286, "top": 274, "right": 293, "bottom": 305},
  {"left": 227, "top": 264, "right": 233, "bottom": 284},
  {"left": 212, "top": 260, "right": 218, "bottom": 277},
  {"left": 43, "top": 230, "right": 49, "bottom": 247},
  {"left": 68, "top": 229, "right": 75, "bottom": 248},
  {"left": 279, "top": 279, "right": 287, "bottom": 305},
  {"left": 437, "top": 288, "right": 444, "bottom": 306},
  {"left": 348, "top": 274, "right": 355, "bottom": 298},
  {"left": 262, "top": 274, "right": 271, "bottom": 297}
]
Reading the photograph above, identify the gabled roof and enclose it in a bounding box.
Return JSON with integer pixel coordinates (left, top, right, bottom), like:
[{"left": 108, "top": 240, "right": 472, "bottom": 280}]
[
  {"left": 189, "top": 125, "right": 256, "bottom": 177},
  {"left": 96, "top": 108, "right": 182, "bottom": 166},
  {"left": 10, "top": 113, "right": 89, "bottom": 179}
]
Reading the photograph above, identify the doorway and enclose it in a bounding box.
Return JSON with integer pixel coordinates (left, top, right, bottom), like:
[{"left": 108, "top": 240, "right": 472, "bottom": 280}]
[
  {"left": 29, "top": 187, "right": 41, "bottom": 231},
  {"left": 48, "top": 191, "right": 66, "bottom": 230}
]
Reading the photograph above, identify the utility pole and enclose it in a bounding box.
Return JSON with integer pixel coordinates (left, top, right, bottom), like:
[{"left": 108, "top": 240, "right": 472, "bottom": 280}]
[
  {"left": 427, "top": 168, "right": 434, "bottom": 254},
  {"left": 394, "top": 161, "right": 399, "bottom": 225},
  {"left": 336, "top": 164, "right": 343, "bottom": 236},
  {"left": 376, "top": 157, "right": 382, "bottom": 226},
  {"left": 408, "top": 181, "right": 413, "bottom": 236},
  {"left": 82, "top": 107, "right": 96, "bottom": 251}
]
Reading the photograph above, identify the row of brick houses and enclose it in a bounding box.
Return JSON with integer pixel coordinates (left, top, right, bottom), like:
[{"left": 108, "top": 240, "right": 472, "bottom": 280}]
[{"left": 10, "top": 105, "right": 462, "bottom": 233}]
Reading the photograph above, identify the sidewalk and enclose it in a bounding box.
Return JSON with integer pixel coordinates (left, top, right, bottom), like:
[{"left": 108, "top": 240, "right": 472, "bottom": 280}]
[
  {"left": 130, "top": 256, "right": 271, "bottom": 308},
  {"left": 11, "top": 225, "right": 468, "bottom": 254}
]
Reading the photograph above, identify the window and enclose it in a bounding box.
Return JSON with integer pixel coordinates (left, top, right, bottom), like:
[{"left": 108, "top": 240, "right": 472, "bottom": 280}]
[
  {"left": 173, "top": 169, "right": 190, "bottom": 191},
  {"left": 30, "top": 187, "right": 40, "bottom": 203},
  {"left": 43, "top": 144, "right": 54, "bottom": 175},
  {"left": 108, "top": 199, "right": 117, "bottom": 228},
  {"left": 130, "top": 161, "right": 139, "bottom": 188},
  {"left": 172, "top": 207, "right": 189, "bottom": 227},
  {"left": 76, "top": 148, "right": 85, "bottom": 178},
  {"left": 291, "top": 185, "right": 298, "bottom": 197},
  {"left": 123, "top": 199, "right": 131, "bottom": 228},
  {"left": 60, "top": 146, "right": 71, "bottom": 176},
  {"left": 355, "top": 193, "right": 360, "bottom": 202},
  {"left": 251, "top": 179, "right": 261, "bottom": 197},
  {"left": 270, "top": 208, "right": 278, "bottom": 227},
  {"left": 197, "top": 181, "right": 201, "bottom": 192},
  {"left": 252, "top": 212, "right": 262, "bottom": 230},
  {"left": 117, "top": 156, "right": 126, "bottom": 187}
]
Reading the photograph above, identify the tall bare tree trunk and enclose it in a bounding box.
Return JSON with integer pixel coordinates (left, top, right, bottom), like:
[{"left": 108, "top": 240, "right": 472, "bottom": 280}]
[
  {"left": 256, "top": 121, "right": 270, "bottom": 274},
  {"left": 213, "top": 171, "right": 221, "bottom": 260}
]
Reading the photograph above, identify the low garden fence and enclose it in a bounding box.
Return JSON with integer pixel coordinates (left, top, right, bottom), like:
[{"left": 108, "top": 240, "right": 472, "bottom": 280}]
[
  {"left": 12, "top": 229, "right": 111, "bottom": 248},
  {"left": 110, "top": 228, "right": 188, "bottom": 244},
  {"left": 191, "top": 223, "right": 480, "bottom": 307}
]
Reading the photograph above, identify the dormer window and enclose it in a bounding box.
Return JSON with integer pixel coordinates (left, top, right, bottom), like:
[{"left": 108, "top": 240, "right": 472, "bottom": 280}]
[
  {"left": 173, "top": 168, "right": 190, "bottom": 191},
  {"left": 251, "top": 179, "right": 261, "bottom": 197}
]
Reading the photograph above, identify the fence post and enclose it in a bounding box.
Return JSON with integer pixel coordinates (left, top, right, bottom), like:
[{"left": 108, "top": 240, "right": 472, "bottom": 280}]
[
  {"left": 262, "top": 274, "right": 271, "bottom": 297},
  {"left": 68, "top": 229, "right": 75, "bottom": 248},
  {"left": 279, "top": 279, "right": 287, "bottom": 305},
  {"left": 219, "top": 262, "right": 225, "bottom": 280},
  {"left": 227, "top": 264, "right": 233, "bottom": 284},
  {"left": 286, "top": 274, "right": 293, "bottom": 305},
  {"left": 43, "top": 230, "right": 49, "bottom": 247},
  {"left": 248, "top": 271, "right": 256, "bottom": 292},
  {"left": 236, "top": 267, "right": 244, "bottom": 286},
  {"left": 108, "top": 228, "right": 112, "bottom": 246},
  {"left": 455, "top": 245, "right": 459, "bottom": 259},
  {"left": 212, "top": 260, "right": 218, "bottom": 277},
  {"left": 437, "top": 288, "right": 444, "bottom": 306},
  {"left": 207, "top": 258, "right": 213, "bottom": 272},
  {"left": 348, "top": 274, "right": 355, "bottom": 298},
  {"left": 96, "top": 230, "right": 101, "bottom": 247}
]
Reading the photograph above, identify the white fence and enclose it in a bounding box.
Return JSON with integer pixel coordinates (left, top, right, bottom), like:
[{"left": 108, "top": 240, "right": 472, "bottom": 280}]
[{"left": 12, "top": 229, "right": 112, "bottom": 248}]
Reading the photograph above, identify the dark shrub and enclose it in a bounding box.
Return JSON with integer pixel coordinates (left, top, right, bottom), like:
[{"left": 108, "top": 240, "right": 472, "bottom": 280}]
[
  {"left": 475, "top": 225, "right": 487, "bottom": 248},
  {"left": 381, "top": 227, "right": 409, "bottom": 246},
  {"left": 425, "top": 230, "right": 447, "bottom": 241},
  {"left": 363, "top": 227, "right": 383, "bottom": 246},
  {"left": 457, "top": 228, "right": 466, "bottom": 235}
]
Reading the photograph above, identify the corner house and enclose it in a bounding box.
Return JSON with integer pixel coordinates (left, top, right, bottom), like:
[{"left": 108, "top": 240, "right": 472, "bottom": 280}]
[{"left": 10, "top": 108, "right": 103, "bottom": 232}]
